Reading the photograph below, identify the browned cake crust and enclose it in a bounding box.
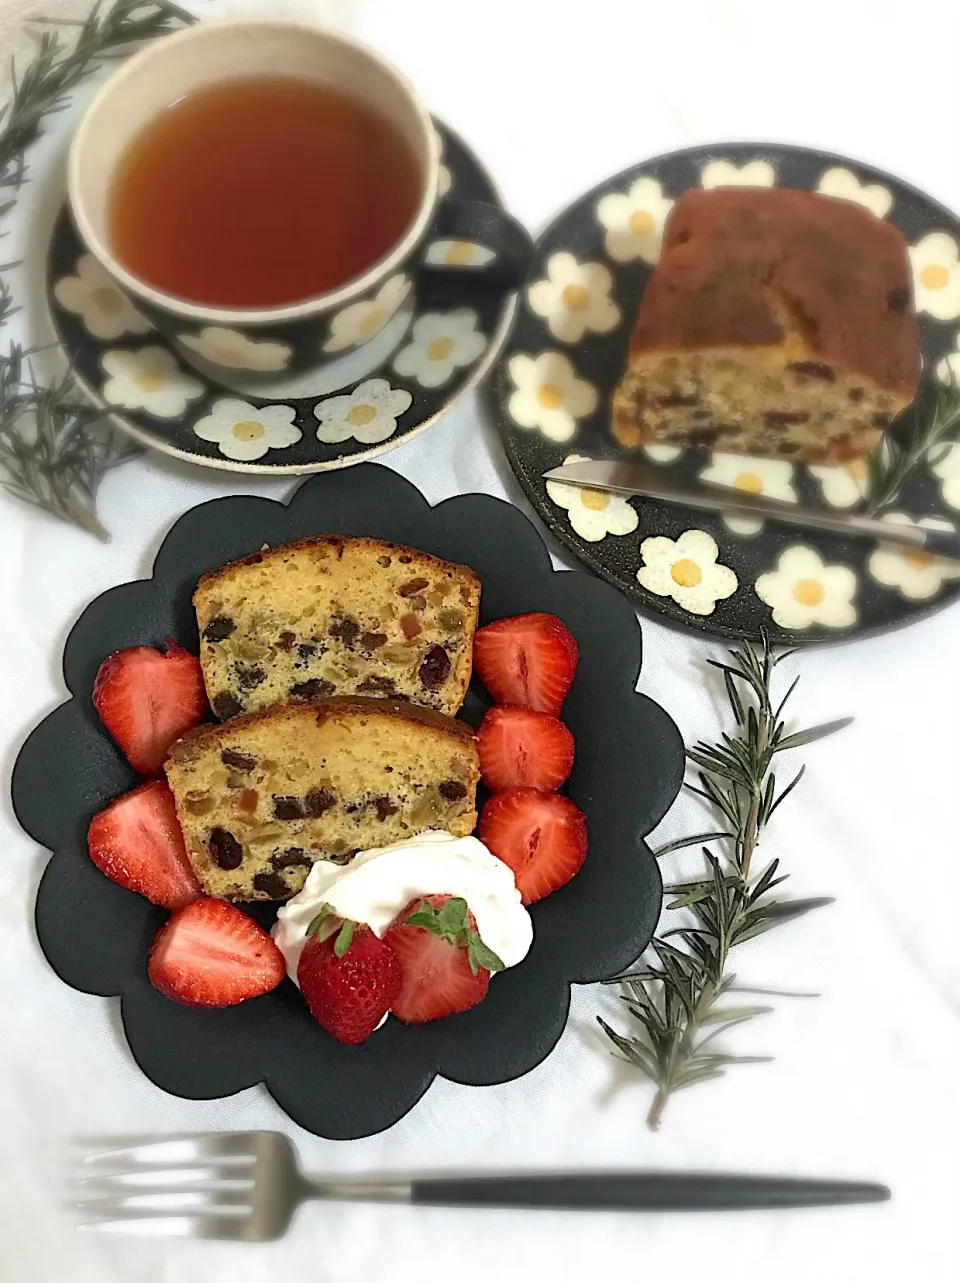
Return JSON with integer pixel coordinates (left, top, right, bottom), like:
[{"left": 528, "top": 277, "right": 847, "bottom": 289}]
[{"left": 612, "top": 188, "right": 921, "bottom": 463}]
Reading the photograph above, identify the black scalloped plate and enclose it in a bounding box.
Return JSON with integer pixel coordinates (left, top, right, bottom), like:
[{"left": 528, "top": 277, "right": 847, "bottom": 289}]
[
  {"left": 11, "top": 466, "right": 683, "bottom": 1139},
  {"left": 488, "top": 141, "right": 960, "bottom": 645}
]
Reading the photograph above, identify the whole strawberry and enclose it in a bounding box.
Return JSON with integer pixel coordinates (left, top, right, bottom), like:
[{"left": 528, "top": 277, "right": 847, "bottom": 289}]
[{"left": 297, "top": 907, "right": 402, "bottom": 1045}]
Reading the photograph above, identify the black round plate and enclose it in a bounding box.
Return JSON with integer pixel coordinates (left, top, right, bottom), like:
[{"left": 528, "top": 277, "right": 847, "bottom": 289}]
[
  {"left": 488, "top": 142, "right": 960, "bottom": 644},
  {"left": 11, "top": 465, "right": 683, "bottom": 1140}
]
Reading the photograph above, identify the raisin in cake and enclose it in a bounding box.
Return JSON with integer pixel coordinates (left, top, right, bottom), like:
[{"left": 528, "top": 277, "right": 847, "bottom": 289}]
[
  {"left": 193, "top": 536, "right": 480, "bottom": 721},
  {"left": 612, "top": 188, "right": 921, "bottom": 464},
  {"left": 165, "top": 696, "right": 479, "bottom": 901}
]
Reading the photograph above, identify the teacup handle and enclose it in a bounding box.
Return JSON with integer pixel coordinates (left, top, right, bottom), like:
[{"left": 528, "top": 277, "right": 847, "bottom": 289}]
[{"left": 423, "top": 199, "right": 534, "bottom": 288}]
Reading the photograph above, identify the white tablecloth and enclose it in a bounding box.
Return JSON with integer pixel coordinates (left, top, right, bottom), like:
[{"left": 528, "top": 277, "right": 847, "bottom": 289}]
[{"left": 3, "top": 1, "right": 958, "bottom": 1279}]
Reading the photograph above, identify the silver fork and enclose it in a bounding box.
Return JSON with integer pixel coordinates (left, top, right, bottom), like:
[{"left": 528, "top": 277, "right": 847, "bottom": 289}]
[{"left": 69, "top": 1131, "right": 890, "bottom": 1240}]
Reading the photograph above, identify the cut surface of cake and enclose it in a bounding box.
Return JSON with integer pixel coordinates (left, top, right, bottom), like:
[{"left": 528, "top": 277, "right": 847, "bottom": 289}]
[
  {"left": 164, "top": 697, "right": 480, "bottom": 901},
  {"left": 193, "top": 536, "right": 480, "bottom": 721},
  {"left": 611, "top": 187, "right": 921, "bottom": 464}
]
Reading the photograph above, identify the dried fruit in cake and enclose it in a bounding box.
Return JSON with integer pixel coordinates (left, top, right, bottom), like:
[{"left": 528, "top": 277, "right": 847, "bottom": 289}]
[
  {"left": 164, "top": 696, "right": 480, "bottom": 902},
  {"left": 148, "top": 897, "right": 285, "bottom": 1007},
  {"left": 473, "top": 613, "right": 579, "bottom": 716},
  {"left": 192, "top": 536, "right": 480, "bottom": 720},
  {"left": 296, "top": 909, "right": 402, "bottom": 1045},
  {"left": 476, "top": 705, "right": 575, "bottom": 792},
  {"left": 382, "top": 894, "right": 504, "bottom": 1024},
  {"left": 93, "top": 641, "right": 207, "bottom": 776},
  {"left": 87, "top": 780, "right": 202, "bottom": 911},
  {"left": 478, "top": 787, "right": 587, "bottom": 905},
  {"left": 611, "top": 188, "right": 921, "bottom": 464}
]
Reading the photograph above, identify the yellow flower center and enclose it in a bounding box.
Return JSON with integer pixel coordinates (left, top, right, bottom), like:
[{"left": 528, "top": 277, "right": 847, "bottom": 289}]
[
  {"left": 231, "top": 420, "right": 265, "bottom": 441},
  {"left": 426, "top": 336, "right": 455, "bottom": 361},
  {"left": 793, "top": 578, "right": 825, "bottom": 606},
  {"left": 628, "top": 208, "right": 655, "bottom": 237},
  {"left": 92, "top": 287, "right": 123, "bottom": 315},
  {"left": 133, "top": 371, "right": 165, "bottom": 392},
  {"left": 670, "top": 558, "right": 702, "bottom": 587},
  {"left": 359, "top": 307, "right": 386, "bottom": 337},
  {"left": 919, "top": 263, "right": 951, "bottom": 290},
  {"left": 733, "top": 470, "right": 764, "bottom": 494},
  {"left": 561, "top": 284, "right": 590, "bottom": 311},
  {"left": 346, "top": 403, "right": 377, "bottom": 427},
  {"left": 579, "top": 487, "right": 609, "bottom": 512},
  {"left": 536, "top": 382, "right": 564, "bottom": 410},
  {"left": 904, "top": 548, "right": 933, "bottom": 570},
  {"left": 444, "top": 241, "right": 474, "bottom": 265}
]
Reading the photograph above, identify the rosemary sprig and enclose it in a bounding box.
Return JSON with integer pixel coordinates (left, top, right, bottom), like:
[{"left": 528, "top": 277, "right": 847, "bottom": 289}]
[
  {"left": 598, "top": 633, "right": 851, "bottom": 1130},
  {"left": 0, "top": 0, "right": 197, "bottom": 536},
  {"left": 865, "top": 376, "right": 960, "bottom": 514}
]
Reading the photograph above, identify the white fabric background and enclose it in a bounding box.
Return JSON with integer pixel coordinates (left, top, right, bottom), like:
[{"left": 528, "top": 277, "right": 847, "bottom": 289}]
[{"left": 1, "top": 0, "right": 958, "bottom": 1279}]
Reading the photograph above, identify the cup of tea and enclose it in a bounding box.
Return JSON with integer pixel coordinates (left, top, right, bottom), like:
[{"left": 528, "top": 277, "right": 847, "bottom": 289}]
[{"left": 67, "top": 18, "right": 532, "bottom": 380}]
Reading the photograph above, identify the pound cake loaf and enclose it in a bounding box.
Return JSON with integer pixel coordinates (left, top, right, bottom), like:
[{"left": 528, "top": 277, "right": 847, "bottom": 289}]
[
  {"left": 165, "top": 696, "right": 480, "bottom": 901},
  {"left": 193, "top": 536, "right": 480, "bottom": 721},
  {"left": 612, "top": 187, "right": 921, "bottom": 464}
]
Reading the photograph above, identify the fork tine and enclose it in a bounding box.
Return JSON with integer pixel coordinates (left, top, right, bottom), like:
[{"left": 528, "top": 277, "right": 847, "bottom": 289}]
[
  {"left": 70, "top": 1168, "right": 254, "bottom": 1192},
  {"left": 73, "top": 1134, "right": 257, "bottom": 1166},
  {"left": 72, "top": 1188, "right": 253, "bottom": 1214},
  {"left": 78, "top": 1212, "right": 257, "bottom": 1240}
]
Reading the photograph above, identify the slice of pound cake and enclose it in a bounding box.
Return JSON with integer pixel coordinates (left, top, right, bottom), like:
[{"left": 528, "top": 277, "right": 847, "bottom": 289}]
[
  {"left": 164, "top": 696, "right": 479, "bottom": 901},
  {"left": 193, "top": 536, "right": 480, "bottom": 720}
]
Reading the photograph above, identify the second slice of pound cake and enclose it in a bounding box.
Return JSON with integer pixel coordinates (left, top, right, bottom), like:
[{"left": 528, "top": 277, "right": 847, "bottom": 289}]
[
  {"left": 164, "top": 697, "right": 480, "bottom": 901},
  {"left": 194, "top": 536, "right": 480, "bottom": 720}
]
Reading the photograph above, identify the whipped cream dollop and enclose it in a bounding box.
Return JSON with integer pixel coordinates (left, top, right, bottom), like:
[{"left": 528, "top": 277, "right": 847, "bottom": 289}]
[{"left": 273, "top": 830, "right": 534, "bottom": 985}]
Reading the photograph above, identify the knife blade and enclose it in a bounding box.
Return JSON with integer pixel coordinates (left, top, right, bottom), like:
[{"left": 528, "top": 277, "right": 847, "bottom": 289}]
[{"left": 543, "top": 459, "right": 960, "bottom": 561}]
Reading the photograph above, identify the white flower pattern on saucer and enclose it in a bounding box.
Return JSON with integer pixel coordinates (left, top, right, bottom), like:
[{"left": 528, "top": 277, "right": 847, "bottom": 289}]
[
  {"left": 815, "top": 167, "right": 892, "bottom": 219},
  {"left": 595, "top": 177, "right": 673, "bottom": 264},
  {"left": 545, "top": 453, "right": 639, "bottom": 542},
  {"left": 698, "top": 452, "right": 797, "bottom": 536},
  {"left": 101, "top": 346, "right": 204, "bottom": 418},
  {"left": 931, "top": 442, "right": 960, "bottom": 509},
  {"left": 192, "top": 398, "right": 301, "bottom": 461},
  {"left": 867, "top": 513, "right": 960, "bottom": 600},
  {"left": 53, "top": 253, "right": 151, "bottom": 340},
  {"left": 909, "top": 233, "right": 960, "bottom": 320},
  {"left": 424, "top": 239, "right": 496, "bottom": 268},
  {"left": 179, "top": 326, "right": 291, "bottom": 372},
  {"left": 643, "top": 442, "right": 684, "bottom": 464},
  {"left": 808, "top": 459, "right": 870, "bottom": 509},
  {"left": 507, "top": 352, "right": 598, "bottom": 442},
  {"left": 324, "top": 274, "right": 412, "bottom": 353},
  {"left": 934, "top": 331, "right": 960, "bottom": 386},
  {"left": 393, "top": 308, "right": 486, "bottom": 388},
  {"left": 526, "top": 252, "right": 620, "bottom": 344},
  {"left": 700, "top": 159, "right": 775, "bottom": 189},
  {"left": 438, "top": 163, "right": 453, "bottom": 197},
  {"left": 314, "top": 378, "right": 413, "bottom": 445},
  {"left": 755, "top": 545, "right": 857, "bottom": 629},
  {"left": 636, "top": 530, "right": 738, "bottom": 615}
]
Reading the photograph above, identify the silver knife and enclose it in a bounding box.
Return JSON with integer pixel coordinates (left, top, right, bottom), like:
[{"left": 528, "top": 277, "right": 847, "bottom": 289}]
[{"left": 543, "top": 459, "right": 960, "bottom": 560}]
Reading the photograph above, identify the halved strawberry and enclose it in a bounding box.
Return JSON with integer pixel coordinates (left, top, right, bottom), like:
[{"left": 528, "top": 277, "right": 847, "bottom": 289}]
[
  {"left": 87, "top": 780, "right": 201, "bottom": 911},
  {"left": 478, "top": 787, "right": 587, "bottom": 905},
  {"left": 382, "top": 894, "right": 504, "bottom": 1024},
  {"left": 93, "top": 641, "right": 208, "bottom": 777},
  {"left": 297, "top": 909, "right": 402, "bottom": 1045},
  {"left": 473, "top": 613, "right": 579, "bottom": 716},
  {"left": 148, "top": 898, "right": 285, "bottom": 1008},
  {"left": 477, "top": 705, "right": 575, "bottom": 792}
]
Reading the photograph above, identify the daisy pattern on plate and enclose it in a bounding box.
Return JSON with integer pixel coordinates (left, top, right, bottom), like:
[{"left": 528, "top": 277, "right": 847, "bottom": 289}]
[
  {"left": 315, "top": 378, "right": 413, "bottom": 445},
  {"left": 815, "top": 167, "right": 892, "bottom": 219},
  {"left": 934, "top": 331, "right": 960, "bottom": 385},
  {"left": 179, "top": 326, "right": 291, "bottom": 372},
  {"left": 754, "top": 545, "right": 857, "bottom": 630},
  {"left": 53, "top": 253, "right": 151, "bottom": 341},
  {"left": 807, "top": 458, "right": 870, "bottom": 509},
  {"left": 867, "top": 513, "right": 960, "bottom": 601},
  {"left": 643, "top": 442, "right": 684, "bottom": 464},
  {"left": 324, "top": 274, "right": 412, "bottom": 353},
  {"left": 192, "top": 398, "right": 301, "bottom": 462},
  {"left": 507, "top": 352, "right": 598, "bottom": 442},
  {"left": 636, "top": 530, "right": 738, "bottom": 615},
  {"left": 595, "top": 177, "right": 674, "bottom": 264},
  {"left": 545, "top": 453, "right": 639, "bottom": 542},
  {"left": 438, "top": 162, "right": 453, "bottom": 197},
  {"left": 101, "top": 346, "right": 204, "bottom": 418},
  {"left": 931, "top": 441, "right": 960, "bottom": 509},
  {"left": 393, "top": 308, "right": 486, "bottom": 388},
  {"left": 909, "top": 233, "right": 960, "bottom": 320},
  {"left": 424, "top": 240, "right": 496, "bottom": 268},
  {"left": 526, "top": 252, "right": 620, "bottom": 344},
  {"left": 698, "top": 452, "right": 796, "bottom": 535},
  {"left": 700, "top": 159, "right": 775, "bottom": 189}
]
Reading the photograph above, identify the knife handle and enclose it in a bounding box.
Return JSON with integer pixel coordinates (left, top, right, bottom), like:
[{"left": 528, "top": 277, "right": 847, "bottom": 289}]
[{"left": 919, "top": 525, "right": 960, "bottom": 562}]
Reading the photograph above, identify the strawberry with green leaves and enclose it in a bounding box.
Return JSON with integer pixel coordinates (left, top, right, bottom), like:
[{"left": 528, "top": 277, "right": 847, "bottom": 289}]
[{"left": 296, "top": 905, "right": 402, "bottom": 1045}]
